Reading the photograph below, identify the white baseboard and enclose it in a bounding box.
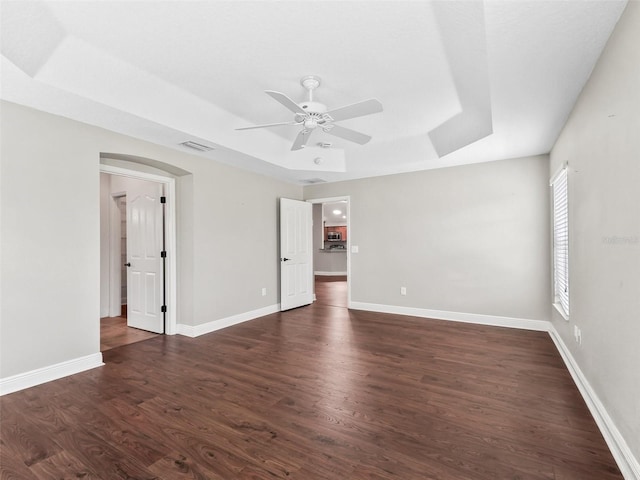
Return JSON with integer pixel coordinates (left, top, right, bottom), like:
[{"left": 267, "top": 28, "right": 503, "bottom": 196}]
[
  {"left": 548, "top": 326, "right": 640, "bottom": 480},
  {"left": 350, "top": 301, "right": 639, "bottom": 478},
  {"left": 2, "top": 303, "right": 636, "bottom": 478},
  {"left": 349, "top": 301, "right": 551, "bottom": 331},
  {"left": 314, "top": 271, "right": 347, "bottom": 276},
  {"left": 177, "top": 304, "right": 281, "bottom": 338},
  {"left": 0, "top": 353, "right": 104, "bottom": 396}
]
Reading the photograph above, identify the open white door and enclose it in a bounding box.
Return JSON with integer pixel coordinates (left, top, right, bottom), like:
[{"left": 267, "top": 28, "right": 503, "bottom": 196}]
[
  {"left": 126, "top": 182, "right": 165, "bottom": 333},
  {"left": 280, "top": 198, "right": 313, "bottom": 311}
]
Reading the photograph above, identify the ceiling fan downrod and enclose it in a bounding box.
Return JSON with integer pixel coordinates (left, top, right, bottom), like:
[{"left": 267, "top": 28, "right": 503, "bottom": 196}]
[{"left": 300, "top": 75, "right": 321, "bottom": 102}]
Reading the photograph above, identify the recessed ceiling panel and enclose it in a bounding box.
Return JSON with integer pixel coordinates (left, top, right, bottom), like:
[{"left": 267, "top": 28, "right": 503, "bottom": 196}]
[{"left": 0, "top": 0, "right": 628, "bottom": 183}]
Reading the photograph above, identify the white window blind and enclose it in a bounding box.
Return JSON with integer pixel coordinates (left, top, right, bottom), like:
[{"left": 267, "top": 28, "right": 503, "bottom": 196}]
[{"left": 551, "top": 167, "right": 569, "bottom": 318}]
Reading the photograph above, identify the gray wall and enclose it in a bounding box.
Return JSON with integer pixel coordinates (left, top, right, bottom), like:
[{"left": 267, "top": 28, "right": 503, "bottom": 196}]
[
  {"left": 314, "top": 250, "right": 348, "bottom": 275},
  {"left": 550, "top": 0, "right": 640, "bottom": 461},
  {"left": 305, "top": 155, "right": 550, "bottom": 321},
  {"left": 99, "top": 172, "right": 112, "bottom": 317},
  {"left": 0, "top": 101, "right": 301, "bottom": 379}
]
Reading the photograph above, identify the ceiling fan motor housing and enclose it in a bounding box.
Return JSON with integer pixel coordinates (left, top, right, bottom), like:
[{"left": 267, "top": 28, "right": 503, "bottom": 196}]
[
  {"left": 297, "top": 100, "right": 330, "bottom": 130},
  {"left": 299, "top": 101, "right": 327, "bottom": 114}
]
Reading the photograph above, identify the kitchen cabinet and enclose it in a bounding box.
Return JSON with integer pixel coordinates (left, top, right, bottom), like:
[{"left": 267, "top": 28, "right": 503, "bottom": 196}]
[{"left": 324, "top": 226, "right": 347, "bottom": 242}]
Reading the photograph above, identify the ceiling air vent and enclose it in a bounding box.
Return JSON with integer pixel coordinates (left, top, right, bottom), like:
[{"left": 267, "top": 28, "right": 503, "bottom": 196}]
[
  {"left": 179, "top": 141, "right": 215, "bottom": 152},
  {"left": 301, "top": 178, "right": 326, "bottom": 184}
]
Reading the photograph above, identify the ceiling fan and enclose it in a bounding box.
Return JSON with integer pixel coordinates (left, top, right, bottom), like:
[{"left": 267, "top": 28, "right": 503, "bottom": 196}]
[{"left": 236, "top": 75, "right": 383, "bottom": 151}]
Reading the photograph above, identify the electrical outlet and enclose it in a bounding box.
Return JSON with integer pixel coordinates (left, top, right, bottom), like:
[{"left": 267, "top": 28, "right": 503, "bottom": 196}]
[
  {"left": 261, "top": 287, "right": 267, "bottom": 296},
  {"left": 400, "top": 286, "right": 407, "bottom": 296}
]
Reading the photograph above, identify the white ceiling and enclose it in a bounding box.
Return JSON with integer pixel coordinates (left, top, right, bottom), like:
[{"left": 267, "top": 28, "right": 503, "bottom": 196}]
[
  {"left": 0, "top": 0, "right": 627, "bottom": 184},
  {"left": 323, "top": 201, "right": 348, "bottom": 226}
]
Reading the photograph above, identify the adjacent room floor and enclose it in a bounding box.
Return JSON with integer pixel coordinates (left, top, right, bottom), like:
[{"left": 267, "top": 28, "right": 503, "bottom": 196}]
[
  {"left": 100, "top": 315, "right": 159, "bottom": 351},
  {"left": 314, "top": 274, "right": 348, "bottom": 308},
  {"left": 1, "top": 280, "right": 622, "bottom": 479}
]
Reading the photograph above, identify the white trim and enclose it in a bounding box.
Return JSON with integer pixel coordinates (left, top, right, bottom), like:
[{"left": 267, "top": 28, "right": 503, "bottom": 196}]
[
  {"left": 0, "top": 353, "right": 104, "bottom": 396},
  {"left": 109, "top": 191, "right": 125, "bottom": 317},
  {"left": 177, "top": 304, "right": 280, "bottom": 338},
  {"left": 100, "top": 164, "right": 178, "bottom": 335},
  {"left": 347, "top": 301, "right": 638, "bottom": 479},
  {"left": 314, "top": 271, "right": 348, "bottom": 276},
  {"left": 553, "top": 302, "right": 569, "bottom": 321},
  {"left": 551, "top": 167, "right": 569, "bottom": 318},
  {"left": 306, "top": 195, "right": 350, "bottom": 204},
  {"left": 548, "top": 326, "right": 640, "bottom": 480},
  {"left": 101, "top": 164, "right": 176, "bottom": 184},
  {"left": 350, "top": 302, "right": 551, "bottom": 331},
  {"left": 165, "top": 178, "right": 178, "bottom": 335},
  {"left": 306, "top": 196, "right": 352, "bottom": 308}
]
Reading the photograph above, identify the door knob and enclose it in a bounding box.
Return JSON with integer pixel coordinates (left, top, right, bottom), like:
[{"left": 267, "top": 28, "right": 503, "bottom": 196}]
[
  {"left": 281, "top": 258, "right": 290, "bottom": 262},
  {"left": 124, "top": 262, "right": 131, "bottom": 267}
]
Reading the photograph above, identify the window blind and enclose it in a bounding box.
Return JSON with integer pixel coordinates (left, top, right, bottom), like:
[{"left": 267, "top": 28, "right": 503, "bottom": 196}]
[{"left": 551, "top": 168, "right": 569, "bottom": 318}]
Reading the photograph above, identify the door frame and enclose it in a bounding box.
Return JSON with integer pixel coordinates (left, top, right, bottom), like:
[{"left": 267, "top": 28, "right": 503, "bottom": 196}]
[
  {"left": 306, "top": 196, "right": 351, "bottom": 308},
  {"left": 100, "top": 164, "right": 178, "bottom": 335},
  {"left": 108, "top": 191, "right": 126, "bottom": 318}
]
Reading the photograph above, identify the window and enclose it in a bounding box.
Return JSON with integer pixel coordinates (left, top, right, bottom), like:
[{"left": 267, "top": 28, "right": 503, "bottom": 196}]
[{"left": 551, "top": 167, "right": 569, "bottom": 319}]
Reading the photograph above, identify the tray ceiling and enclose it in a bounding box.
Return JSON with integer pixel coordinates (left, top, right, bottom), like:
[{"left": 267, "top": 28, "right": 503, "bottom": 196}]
[{"left": 0, "top": 0, "right": 628, "bottom": 184}]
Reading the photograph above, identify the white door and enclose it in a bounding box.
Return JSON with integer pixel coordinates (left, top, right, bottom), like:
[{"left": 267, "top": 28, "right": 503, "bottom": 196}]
[
  {"left": 126, "top": 182, "right": 165, "bottom": 333},
  {"left": 280, "top": 198, "right": 313, "bottom": 311}
]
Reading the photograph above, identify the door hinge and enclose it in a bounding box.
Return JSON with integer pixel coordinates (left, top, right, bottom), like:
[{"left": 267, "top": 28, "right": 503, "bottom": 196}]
[
  {"left": 160, "top": 196, "right": 166, "bottom": 204},
  {"left": 161, "top": 251, "right": 167, "bottom": 258},
  {"left": 161, "top": 305, "right": 167, "bottom": 313}
]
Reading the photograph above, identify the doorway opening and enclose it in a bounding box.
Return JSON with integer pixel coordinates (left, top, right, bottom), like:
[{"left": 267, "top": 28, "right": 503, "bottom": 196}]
[
  {"left": 307, "top": 196, "right": 351, "bottom": 308},
  {"left": 100, "top": 164, "right": 177, "bottom": 350}
]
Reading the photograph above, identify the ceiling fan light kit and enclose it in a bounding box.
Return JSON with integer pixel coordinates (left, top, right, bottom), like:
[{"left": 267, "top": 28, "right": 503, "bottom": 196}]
[{"left": 236, "top": 75, "right": 383, "bottom": 151}]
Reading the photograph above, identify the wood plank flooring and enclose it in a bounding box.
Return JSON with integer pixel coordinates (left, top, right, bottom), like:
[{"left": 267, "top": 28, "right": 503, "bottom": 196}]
[
  {"left": 315, "top": 275, "right": 348, "bottom": 308},
  {"left": 100, "top": 316, "right": 159, "bottom": 351},
  {"left": 1, "top": 281, "right": 622, "bottom": 479}
]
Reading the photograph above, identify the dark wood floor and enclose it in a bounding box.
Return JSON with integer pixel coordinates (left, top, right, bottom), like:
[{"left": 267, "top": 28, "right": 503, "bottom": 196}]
[
  {"left": 1, "top": 281, "right": 622, "bottom": 479},
  {"left": 101, "top": 316, "right": 159, "bottom": 351},
  {"left": 315, "top": 275, "right": 348, "bottom": 308}
]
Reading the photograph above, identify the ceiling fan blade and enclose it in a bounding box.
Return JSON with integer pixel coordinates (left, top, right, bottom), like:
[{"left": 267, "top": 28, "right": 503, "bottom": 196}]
[
  {"left": 325, "top": 99, "right": 383, "bottom": 122},
  {"left": 291, "top": 129, "right": 314, "bottom": 151},
  {"left": 236, "top": 121, "right": 300, "bottom": 131},
  {"left": 324, "top": 124, "right": 372, "bottom": 145},
  {"left": 265, "top": 90, "right": 307, "bottom": 115}
]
